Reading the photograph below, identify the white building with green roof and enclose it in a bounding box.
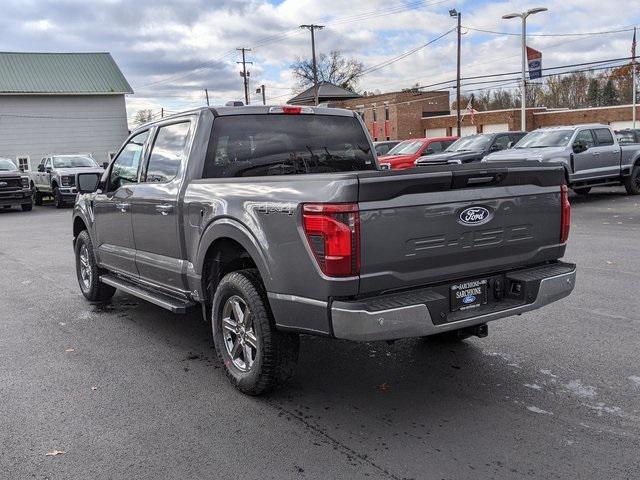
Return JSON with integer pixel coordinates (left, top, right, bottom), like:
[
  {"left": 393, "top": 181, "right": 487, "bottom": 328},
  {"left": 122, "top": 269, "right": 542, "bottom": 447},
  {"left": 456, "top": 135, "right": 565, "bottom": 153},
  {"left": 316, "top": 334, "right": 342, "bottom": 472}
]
[{"left": 0, "top": 52, "right": 133, "bottom": 171}]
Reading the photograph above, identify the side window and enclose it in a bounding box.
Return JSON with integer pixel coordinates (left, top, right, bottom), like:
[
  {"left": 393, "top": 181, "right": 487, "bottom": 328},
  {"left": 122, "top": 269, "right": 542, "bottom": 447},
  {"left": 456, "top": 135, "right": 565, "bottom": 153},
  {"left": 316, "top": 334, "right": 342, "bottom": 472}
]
[
  {"left": 428, "top": 142, "right": 444, "bottom": 153},
  {"left": 44, "top": 158, "right": 52, "bottom": 168},
  {"left": 594, "top": 128, "right": 614, "bottom": 146},
  {"left": 510, "top": 134, "right": 525, "bottom": 145},
  {"left": 108, "top": 130, "right": 149, "bottom": 192},
  {"left": 144, "top": 122, "right": 191, "bottom": 183},
  {"left": 493, "top": 135, "right": 511, "bottom": 150},
  {"left": 574, "top": 129, "right": 595, "bottom": 149}
]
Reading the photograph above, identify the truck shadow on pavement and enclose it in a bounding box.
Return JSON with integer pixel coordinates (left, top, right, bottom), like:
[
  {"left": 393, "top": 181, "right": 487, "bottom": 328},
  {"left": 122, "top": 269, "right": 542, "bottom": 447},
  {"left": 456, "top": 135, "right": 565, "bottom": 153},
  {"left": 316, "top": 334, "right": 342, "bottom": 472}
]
[{"left": 101, "top": 291, "right": 512, "bottom": 413}]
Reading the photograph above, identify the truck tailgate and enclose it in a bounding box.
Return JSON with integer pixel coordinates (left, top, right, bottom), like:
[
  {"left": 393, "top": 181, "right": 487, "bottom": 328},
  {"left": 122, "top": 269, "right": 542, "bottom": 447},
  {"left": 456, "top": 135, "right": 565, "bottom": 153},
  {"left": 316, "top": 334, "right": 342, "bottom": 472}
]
[{"left": 357, "top": 163, "right": 566, "bottom": 294}]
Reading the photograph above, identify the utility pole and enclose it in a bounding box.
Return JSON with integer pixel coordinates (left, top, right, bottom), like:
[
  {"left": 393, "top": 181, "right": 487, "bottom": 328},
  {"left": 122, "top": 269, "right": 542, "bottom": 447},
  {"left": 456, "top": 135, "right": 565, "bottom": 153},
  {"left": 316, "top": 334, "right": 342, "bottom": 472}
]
[
  {"left": 300, "top": 24, "right": 324, "bottom": 106},
  {"left": 450, "top": 9, "right": 462, "bottom": 137},
  {"left": 237, "top": 48, "right": 253, "bottom": 105},
  {"left": 205, "top": 88, "right": 210, "bottom": 106},
  {"left": 502, "top": 8, "right": 547, "bottom": 131}
]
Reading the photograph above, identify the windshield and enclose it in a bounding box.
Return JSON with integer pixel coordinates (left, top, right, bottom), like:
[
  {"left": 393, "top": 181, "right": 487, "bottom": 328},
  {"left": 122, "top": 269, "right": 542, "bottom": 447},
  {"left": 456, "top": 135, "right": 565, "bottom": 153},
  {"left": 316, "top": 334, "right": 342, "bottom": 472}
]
[
  {"left": 514, "top": 130, "right": 573, "bottom": 148},
  {"left": 385, "top": 140, "right": 424, "bottom": 155},
  {"left": 203, "top": 114, "right": 376, "bottom": 178},
  {"left": 445, "top": 135, "right": 491, "bottom": 152},
  {"left": 0, "top": 159, "right": 17, "bottom": 171},
  {"left": 52, "top": 156, "right": 98, "bottom": 168}
]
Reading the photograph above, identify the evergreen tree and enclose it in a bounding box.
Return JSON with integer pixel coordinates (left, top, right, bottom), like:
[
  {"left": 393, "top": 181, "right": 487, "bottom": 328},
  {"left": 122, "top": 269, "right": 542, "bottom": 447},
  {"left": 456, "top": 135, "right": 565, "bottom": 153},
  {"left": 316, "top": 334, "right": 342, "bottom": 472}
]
[
  {"left": 601, "top": 79, "right": 619, "bottom": 106},
  {"left": 586, "top": 78, "right": 600, "bottom": 107}
]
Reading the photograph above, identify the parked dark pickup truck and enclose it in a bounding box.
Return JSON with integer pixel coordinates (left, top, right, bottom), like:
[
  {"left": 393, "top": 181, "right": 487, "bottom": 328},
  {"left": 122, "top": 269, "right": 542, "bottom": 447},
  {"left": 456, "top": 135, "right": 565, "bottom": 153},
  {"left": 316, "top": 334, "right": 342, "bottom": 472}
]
[
  {"left": 0, "top": 158, "right": 33, "bottom": 211},
  {"left": 72, "top": 105, "right": 576, "bottom": 395},
  {"left": 415, "top": 132, "right": 527, "bottom": 166}
]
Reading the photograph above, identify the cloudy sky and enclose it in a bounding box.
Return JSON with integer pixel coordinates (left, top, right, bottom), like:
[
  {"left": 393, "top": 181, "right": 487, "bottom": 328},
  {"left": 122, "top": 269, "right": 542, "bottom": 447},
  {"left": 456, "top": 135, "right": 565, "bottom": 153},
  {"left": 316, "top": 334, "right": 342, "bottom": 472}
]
[{"left": 3, "top": 0, "right": 639, "bottom": 123}]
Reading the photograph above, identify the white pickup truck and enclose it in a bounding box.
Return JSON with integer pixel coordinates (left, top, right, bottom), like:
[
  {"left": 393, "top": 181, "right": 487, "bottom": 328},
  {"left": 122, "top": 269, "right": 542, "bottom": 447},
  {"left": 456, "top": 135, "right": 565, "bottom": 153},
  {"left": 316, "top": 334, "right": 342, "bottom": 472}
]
[
  {"left": 484, "top": 124, "right": 640, "bottom": 195},
  {"left": 30, "top": 155, "right": 104, "bottom": 208}
]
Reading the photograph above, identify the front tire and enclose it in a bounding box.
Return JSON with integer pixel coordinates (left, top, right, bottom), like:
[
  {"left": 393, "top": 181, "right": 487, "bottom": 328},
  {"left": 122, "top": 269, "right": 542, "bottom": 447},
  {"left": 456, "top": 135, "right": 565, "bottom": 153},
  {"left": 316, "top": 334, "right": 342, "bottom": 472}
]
[
  {"left": 75, "top": 230, "right": 116, "bottom": 302},
  {"left": 624, "top": 164, "right": 640, "bottom": 195},
  {"left": 34, "top": 187, "right": 43, "bottom": 206},
  {"left": 212, "top": 269, "right": 299, "bottom": 395},
  {"left": 53, "top": 186, "right": 64, "bottom": 208},
  {"left": 21, "top": 202, "right": 32, "bottom": 211}
]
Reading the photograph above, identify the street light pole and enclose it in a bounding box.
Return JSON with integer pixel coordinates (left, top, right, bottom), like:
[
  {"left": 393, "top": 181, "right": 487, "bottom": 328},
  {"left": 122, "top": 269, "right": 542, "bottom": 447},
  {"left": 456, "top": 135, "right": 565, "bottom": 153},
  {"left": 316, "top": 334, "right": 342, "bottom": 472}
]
[
  {"left": 450, "top": 9, "right": 462, "bottom": 137},
  {"left": 502, "top": 8, "right": 547, "bottom": 131}
]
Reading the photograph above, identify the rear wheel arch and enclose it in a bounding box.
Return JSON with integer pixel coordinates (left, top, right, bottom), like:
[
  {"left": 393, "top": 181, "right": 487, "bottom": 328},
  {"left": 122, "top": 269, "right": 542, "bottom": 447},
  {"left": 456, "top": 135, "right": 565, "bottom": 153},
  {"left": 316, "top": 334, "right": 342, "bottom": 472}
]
[{"left": 197, "top": 220, "right": 272, "bottom": 303}]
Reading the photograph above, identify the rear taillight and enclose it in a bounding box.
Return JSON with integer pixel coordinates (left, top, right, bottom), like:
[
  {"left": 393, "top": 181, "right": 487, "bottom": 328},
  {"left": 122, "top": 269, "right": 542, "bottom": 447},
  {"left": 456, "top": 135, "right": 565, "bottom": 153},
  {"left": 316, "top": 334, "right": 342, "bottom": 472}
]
[
  {"left": 560, "top": 184, "right": 571, "bottom": 243},
  {"left": 302, "top": 203, "right": 360, "bottom": 277}
]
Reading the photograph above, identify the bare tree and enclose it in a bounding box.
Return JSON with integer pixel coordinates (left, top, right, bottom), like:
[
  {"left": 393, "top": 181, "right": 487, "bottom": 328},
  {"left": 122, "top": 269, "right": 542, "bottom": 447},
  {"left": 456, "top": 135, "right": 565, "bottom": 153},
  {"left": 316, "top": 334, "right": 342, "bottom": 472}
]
[
  {"left": 291, "top": 50, "right": 364, "bottom": 92},
  {"left": 132, "top": 109, "right": 153, "bottom": 127}
]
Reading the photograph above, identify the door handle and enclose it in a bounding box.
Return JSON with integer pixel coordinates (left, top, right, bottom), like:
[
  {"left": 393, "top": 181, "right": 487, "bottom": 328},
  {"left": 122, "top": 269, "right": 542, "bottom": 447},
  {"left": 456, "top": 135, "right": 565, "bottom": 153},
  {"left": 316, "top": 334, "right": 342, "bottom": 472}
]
[
  {"left": 114, "top": 202, "right": 130, "bottom": 213},
  {"left": 155, "top": 204, "right": 173, "bottom": 215}
]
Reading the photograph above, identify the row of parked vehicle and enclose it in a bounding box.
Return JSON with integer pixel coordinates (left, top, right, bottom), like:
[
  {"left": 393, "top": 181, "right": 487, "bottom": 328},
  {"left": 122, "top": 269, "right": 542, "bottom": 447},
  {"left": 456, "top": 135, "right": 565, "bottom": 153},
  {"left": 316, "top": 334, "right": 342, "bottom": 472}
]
[
  {"left": 0, "top": 154, "right": 105, "bottom": 212},
  {"left": 374, "top": 124, "right": 640, "bottom": 196}
]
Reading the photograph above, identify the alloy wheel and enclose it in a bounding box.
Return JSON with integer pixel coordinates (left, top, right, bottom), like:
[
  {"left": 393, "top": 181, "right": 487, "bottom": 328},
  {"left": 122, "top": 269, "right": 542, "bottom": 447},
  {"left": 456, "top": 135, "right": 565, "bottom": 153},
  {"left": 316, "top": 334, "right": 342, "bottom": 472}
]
[
  {"left": 79, "top": 244, "right": 92, "bottom": 290},
  {"left": 222, "top": 295, "right": 258, "bottom": 372}
]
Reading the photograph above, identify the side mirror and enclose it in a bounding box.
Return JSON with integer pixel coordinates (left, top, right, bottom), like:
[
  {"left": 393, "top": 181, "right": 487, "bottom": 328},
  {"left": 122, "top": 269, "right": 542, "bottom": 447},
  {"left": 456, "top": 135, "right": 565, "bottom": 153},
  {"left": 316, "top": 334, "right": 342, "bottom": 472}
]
[
  {"left": 490, "top": 144, "right": 503, "bottom": 152},
  {"left": 102, "top": 161, "right": 109, "bottom": 169},
  {"left": 573, "top": 141, "right": 587, "bottom": 154},
  {"left": 424, "top": 148, "right": 434, "bottom": 155},
  {"left": 37, "top": 164, "right": 45, "bottom": 172},
  {"left": 507, "top": 141, "right": 514, "bottom": 149},
  {"left": 45, "top": 166, "right": 52, "bottom": 173},
  {"left": 77, "top": 172, "right": 101, "bottom": 194}
]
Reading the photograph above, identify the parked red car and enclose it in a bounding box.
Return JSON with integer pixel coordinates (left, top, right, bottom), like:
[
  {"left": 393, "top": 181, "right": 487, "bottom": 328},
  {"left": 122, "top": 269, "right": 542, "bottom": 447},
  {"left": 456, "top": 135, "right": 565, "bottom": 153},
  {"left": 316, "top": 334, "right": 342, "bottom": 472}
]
[{"left": 378, "top": 137, "right": 458, "bottom": 170}]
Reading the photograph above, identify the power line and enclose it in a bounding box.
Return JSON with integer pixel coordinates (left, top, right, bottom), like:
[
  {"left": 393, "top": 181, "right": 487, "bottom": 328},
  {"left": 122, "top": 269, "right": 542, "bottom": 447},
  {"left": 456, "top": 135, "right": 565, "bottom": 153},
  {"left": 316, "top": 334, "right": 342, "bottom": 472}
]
[
  {"left": 463, "top": 24, "right": 637, "bottom": 37},
  {"left": 358, "top": 28, "right": 456, "bottom": 77}
]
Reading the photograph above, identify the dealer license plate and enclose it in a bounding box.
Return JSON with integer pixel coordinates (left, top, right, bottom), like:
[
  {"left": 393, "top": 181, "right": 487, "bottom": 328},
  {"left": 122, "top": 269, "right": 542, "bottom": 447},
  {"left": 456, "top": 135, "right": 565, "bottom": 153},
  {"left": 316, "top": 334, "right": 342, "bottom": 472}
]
[{"left": 450, "top": 279, "right": 488, "bottom": 312}]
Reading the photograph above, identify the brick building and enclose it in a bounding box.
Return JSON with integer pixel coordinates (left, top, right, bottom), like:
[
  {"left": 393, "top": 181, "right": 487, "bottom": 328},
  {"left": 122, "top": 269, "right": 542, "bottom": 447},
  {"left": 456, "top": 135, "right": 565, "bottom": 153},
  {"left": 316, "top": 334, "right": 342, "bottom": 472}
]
[
  {"left": 330, "top": 90, "right": 450, "bottom": 141},
  {"left": 421, "top": 104, "right": 640, "bottom": 137}
]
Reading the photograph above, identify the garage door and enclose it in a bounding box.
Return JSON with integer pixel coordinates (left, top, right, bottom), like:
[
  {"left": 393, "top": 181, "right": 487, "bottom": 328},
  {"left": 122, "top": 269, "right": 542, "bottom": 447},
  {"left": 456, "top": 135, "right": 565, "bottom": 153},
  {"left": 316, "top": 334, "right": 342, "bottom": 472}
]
[
  {"left": 425, "top": 127, "right": 447, "bottom": 138},
  {"left": 461, "top": 126, "right": 477, "bottom": 137},
  {"left": 482, "top": 123, "right": 509, "bottom": 134}
]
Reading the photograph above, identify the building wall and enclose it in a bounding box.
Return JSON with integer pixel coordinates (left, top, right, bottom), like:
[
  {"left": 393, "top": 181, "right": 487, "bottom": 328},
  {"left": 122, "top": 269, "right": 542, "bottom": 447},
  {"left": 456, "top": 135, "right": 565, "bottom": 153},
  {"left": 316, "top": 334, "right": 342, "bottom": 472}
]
[
  {"left": 422, "top": 104, "right": 640, "bottom": 136},
  {"left": 0, "top": 94, "right": 129, "bottom": 170},
  {"left": 331, "top": 91, "right": 450, "bottom": 141}
]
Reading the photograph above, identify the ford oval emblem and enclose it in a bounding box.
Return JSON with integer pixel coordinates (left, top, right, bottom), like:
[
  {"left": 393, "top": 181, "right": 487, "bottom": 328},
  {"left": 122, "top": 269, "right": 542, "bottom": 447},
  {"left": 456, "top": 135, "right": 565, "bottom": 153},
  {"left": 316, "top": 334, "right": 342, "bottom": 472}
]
[
  {"left": 458, "top": 206, "right": 491, "bottom": 226},
  {"left": 462, "top": 295, "right": 477, "bottom": 304}
]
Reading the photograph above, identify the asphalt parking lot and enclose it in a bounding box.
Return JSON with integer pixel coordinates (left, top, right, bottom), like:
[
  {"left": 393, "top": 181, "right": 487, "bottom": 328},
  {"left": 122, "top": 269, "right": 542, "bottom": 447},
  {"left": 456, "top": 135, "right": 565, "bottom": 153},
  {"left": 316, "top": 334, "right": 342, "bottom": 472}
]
[{"left": 1, "top": 188, "right": 639, "bottom": 480}]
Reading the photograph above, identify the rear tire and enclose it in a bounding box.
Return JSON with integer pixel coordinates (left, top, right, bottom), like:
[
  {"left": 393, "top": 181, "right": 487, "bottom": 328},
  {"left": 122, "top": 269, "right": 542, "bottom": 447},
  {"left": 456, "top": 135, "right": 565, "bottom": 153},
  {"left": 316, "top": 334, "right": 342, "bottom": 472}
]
[
  {"left": 75, "top": 230, "right": 116, "bottom": 302},
  {"left": 623, "top": 164, "right": 640, "bottom": 195},
  {"left": 212, "top": 269, "right": 299, "bottom": 395},
  {"left": 572, "top": 186, "right": 591, "bottom": 195}
]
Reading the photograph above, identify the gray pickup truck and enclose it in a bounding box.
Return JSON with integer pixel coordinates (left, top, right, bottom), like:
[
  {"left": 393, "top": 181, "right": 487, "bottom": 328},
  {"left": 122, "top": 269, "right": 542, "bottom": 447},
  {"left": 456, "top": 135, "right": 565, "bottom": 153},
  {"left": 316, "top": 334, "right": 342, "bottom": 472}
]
[
  {"left": 483, "top": 124, "right": 640, "bottom": 195},
  {"left": 30, "top": 154, "right": 104, "bottom": 208},
  {"left": 72, "top": 105, "right": 576, "bottom": 395}
]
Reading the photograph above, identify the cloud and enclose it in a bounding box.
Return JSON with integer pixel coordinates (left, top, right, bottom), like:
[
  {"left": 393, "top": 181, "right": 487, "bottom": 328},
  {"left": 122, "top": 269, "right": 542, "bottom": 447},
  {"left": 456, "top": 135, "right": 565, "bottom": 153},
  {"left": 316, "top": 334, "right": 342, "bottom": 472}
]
[{"left": 0, "top": 0, "right": 638, "bottom": 119}]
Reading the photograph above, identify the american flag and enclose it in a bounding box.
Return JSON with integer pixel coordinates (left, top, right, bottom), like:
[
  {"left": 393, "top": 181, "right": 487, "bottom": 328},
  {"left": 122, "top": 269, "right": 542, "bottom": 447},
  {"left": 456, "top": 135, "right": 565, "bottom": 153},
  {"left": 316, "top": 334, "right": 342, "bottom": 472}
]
[
  {"left": 466, "top": 94, "right": 476, "bottom": 125},
  {"left": 633, "top": 27, "right": 637, "bottom": 61}
]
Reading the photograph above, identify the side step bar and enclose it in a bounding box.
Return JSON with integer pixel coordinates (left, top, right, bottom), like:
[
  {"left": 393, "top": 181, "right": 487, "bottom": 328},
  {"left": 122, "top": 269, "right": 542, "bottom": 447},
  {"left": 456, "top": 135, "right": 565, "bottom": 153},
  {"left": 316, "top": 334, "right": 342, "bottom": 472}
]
[{"left": 100, "top": 274, "right": 195, "bottom": 313}]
